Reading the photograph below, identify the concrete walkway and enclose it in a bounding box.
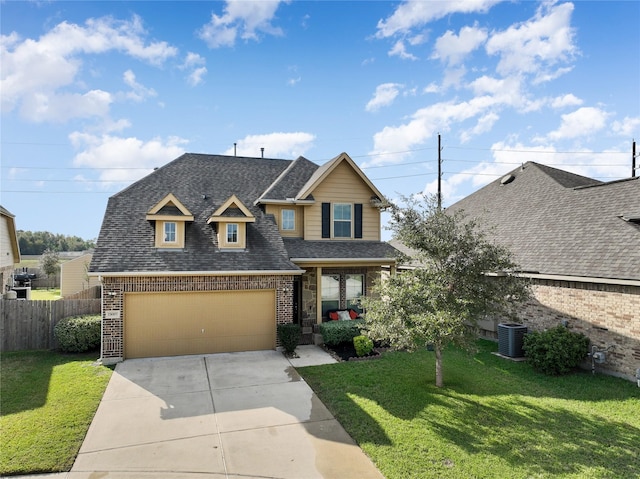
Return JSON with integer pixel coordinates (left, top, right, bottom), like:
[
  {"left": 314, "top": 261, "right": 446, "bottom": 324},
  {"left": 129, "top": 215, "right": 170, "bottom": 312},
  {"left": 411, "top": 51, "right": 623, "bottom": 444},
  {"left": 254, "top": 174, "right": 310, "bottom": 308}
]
[{"left": 40, "top": 346, "right": 382, "bottom": 479}]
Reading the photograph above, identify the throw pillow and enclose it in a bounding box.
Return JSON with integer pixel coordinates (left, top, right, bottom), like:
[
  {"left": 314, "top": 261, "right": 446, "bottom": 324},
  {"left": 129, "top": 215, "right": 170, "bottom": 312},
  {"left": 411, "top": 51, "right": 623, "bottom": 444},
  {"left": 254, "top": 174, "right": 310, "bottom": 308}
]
[
  {"left": 338, "top": 310, "right": 351, "bottom": 321},
  {"left": 329, "top": 311, "right": 339, "bottom": 321},
  {"left": 349, "top": 309, "right": 358, "bottom": 320}
]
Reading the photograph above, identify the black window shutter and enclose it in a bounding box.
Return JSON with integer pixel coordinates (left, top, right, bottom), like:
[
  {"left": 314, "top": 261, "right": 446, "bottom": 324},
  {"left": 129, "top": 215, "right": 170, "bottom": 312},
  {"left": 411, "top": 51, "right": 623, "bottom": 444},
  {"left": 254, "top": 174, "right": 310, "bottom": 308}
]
[
  {"left": 354, "top": 203, "right": 363, "bottom": 238},
  {"left": 322, "top": 203, "right": 330, "bottom": 238}
]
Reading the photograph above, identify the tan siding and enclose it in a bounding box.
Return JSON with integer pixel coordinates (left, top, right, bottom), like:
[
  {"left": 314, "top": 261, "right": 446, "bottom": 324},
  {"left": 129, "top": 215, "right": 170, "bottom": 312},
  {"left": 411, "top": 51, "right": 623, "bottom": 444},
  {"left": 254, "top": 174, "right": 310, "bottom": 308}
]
[
  {"left": 217, "top": 222, "right": 246, "bottom": 248},
  {"left": 0, "top": 215, "right": 17, "bottom": 269},
  {"left": 265, "top": 205, "right": 304, "bottom": 237},
  {"left": 154, "top": 220, "right": 186, "bottom": 248},
  {"left": 304, "top": 162, "right": 381, "bottom": 240},
  {"left": 124, "top": 290, "right": 276, "bottom": 358},
  {"left": 60, "top": 253, "right": 100, "bottom": 297}
]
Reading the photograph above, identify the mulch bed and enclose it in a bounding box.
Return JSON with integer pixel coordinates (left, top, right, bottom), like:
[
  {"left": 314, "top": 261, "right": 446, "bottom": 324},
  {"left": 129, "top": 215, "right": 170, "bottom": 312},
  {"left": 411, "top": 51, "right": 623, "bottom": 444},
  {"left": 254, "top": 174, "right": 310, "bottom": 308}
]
[{"left": 322, "top": 341, "right": 387, "bottom": 362}]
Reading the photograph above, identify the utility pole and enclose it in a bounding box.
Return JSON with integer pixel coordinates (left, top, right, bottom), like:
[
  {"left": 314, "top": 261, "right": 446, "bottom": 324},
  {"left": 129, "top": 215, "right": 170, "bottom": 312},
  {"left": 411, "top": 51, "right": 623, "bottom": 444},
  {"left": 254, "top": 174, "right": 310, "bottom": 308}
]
[
  {"left": 633, "top": 140, "right": 637, "bottom": 178},
  {"left": 437, "top": 133, "right": 442, "bottom": 211}
]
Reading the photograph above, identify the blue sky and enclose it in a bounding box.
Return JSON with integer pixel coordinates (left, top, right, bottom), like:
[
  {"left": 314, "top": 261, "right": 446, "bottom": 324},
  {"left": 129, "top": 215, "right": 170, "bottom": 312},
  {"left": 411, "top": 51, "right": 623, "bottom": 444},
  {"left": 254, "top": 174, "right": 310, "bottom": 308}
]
[{"left": 2, "top": 0, "right": 639, "bottom": 242}]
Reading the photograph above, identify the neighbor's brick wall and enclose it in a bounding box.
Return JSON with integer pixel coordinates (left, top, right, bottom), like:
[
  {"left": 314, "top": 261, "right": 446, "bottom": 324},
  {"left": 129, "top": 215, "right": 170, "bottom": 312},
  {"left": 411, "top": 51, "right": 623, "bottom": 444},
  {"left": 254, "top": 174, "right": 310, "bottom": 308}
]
[
  {"left": 517, "top": 279, "right": 640, "bottom": 380},
  {"left": 100, "top": 274, "right": 294, "bottom": 361}
]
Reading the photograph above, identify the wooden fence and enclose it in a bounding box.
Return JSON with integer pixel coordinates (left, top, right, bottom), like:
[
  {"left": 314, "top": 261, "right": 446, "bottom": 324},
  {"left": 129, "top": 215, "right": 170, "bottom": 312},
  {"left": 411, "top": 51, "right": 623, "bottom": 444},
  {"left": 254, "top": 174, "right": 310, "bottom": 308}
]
[
  {"left": 0, "top": 299, "right": 101, "bottom": 352},
  {"left": 63, "top": 285, "right": 101, "bottom": 300}
]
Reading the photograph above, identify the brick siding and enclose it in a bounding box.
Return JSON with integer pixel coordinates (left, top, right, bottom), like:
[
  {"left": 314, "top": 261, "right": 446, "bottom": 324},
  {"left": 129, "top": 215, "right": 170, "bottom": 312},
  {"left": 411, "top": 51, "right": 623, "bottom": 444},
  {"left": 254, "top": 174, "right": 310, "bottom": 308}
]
[
  {"left": 100, "top": 274, "right": 294, "bottom": 361},
  {"left": 516, "top": 279, "right": 640, "bottom": 380}
]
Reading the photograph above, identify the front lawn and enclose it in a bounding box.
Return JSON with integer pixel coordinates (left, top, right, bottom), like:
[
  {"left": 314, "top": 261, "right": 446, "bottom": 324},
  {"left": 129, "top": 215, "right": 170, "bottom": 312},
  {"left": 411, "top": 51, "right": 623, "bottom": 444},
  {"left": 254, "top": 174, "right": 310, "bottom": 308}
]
[
  {"left": 298, "top": 340, "right": 640, "bottom": 479},
  {"left": 0, "top": 350, "right": 112, "bottom": 475}
]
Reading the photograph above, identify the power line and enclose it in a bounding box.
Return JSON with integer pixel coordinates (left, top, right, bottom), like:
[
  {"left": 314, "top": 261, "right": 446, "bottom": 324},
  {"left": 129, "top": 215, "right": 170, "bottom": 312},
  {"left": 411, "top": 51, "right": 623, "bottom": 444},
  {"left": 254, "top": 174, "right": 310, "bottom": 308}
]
[{"left": 1, "top": 165, "right": 152, "bottom": 170}]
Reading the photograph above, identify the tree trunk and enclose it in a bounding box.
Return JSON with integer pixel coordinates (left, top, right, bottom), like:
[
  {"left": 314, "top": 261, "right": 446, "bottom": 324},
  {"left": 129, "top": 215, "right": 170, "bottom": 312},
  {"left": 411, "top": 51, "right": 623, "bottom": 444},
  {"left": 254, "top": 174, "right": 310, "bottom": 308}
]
[{"left": 435, "top": 344, "right": 443, "bottom": 388}]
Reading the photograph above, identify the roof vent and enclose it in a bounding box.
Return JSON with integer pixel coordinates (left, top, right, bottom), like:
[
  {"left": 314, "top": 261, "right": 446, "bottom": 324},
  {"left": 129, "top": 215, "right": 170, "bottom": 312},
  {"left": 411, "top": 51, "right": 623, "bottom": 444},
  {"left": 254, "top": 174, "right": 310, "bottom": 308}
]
[
  {"left": 620, "top": 213, "right": 640, "bottom": 224},
  {"left": 500, "top": 174, "right": 515, "bottom": 186}
]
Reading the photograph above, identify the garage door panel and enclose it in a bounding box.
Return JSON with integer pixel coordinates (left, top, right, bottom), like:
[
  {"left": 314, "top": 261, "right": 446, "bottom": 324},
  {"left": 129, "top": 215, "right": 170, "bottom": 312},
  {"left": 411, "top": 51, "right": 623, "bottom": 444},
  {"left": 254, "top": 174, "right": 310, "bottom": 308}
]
[{"left": 124, "top": 290, "right": 276, "bottom": 358}]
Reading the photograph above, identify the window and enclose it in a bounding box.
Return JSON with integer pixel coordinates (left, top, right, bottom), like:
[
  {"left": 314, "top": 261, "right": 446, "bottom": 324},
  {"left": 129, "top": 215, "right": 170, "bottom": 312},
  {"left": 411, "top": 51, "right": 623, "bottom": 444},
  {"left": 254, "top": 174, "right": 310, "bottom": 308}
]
[
  {"left": 333, "top": 203, "right": 352, "bottom": 238},
  {"left": 346, "top": 274, "right": 364, "bottom": 312},
  {"left": 164, "top": 222, "right": 176, "bottom": 243},
  {"left": 282, "top": 209, "right": 295, "bottom": 231},
  {"left": 226, "top": 223, "right": 238, "bottom": 243},
  {"left": 321, "top": 275, "right": 340, "bottom": 317}
]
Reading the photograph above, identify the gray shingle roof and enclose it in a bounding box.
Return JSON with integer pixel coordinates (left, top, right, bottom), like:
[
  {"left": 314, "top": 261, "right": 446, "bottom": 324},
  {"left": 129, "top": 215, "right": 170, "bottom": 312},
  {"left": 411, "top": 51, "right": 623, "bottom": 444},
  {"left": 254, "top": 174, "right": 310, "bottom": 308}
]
[
  {"left": 446, "top": 162, "right": 640, "bottom": 281},
  {"left": 283, "top": 238, "right": 398, "bottom": 261},
  {"left": 91, "top": 154, "right": 300, "bottom": 273},
  {"left": 257, "top": 156, "right": 319, "bottom": 201},
  {"left": 91, "top": 153, "right": 396, "bottom": 274}
]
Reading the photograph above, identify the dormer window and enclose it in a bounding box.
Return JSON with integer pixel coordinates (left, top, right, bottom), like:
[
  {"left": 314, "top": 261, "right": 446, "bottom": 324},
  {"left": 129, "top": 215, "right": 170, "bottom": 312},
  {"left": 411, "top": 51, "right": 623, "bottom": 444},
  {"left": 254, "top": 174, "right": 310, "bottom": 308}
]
[
  {"left": 146, "top": 194, "right": 194, "bottom": 249},
  {"left": 282, "top": 209, "right": 295, "bottom": 231},
  {"left": 207, "top": 195, "right": 255, "bottom": 250},
  {"left": 226, "top": 223, "right": 239, "bottom": 243},
  {"left": 164, "top": 222, "right": 177, "bottom": 243}
]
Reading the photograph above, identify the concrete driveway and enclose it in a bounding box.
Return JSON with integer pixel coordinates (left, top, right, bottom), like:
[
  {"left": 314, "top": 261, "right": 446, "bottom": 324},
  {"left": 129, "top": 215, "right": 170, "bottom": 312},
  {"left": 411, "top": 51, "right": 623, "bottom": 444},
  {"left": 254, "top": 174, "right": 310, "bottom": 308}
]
[{"left": 68, "top": 348, "right": 384, "bottom": 479}]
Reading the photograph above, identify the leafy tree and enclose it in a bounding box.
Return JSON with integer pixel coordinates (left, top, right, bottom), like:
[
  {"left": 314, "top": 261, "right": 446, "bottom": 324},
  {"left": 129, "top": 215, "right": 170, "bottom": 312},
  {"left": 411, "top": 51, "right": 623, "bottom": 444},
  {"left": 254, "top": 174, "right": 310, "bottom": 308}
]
[
  {"left": 39, "top": 249, "right": 60, "bottom": 279},
  {"left": 17, "top": 230, "right": 95, "bottom": 254},
  {"left": 361, "top": 195, "right": 530, "bottom": 387}
]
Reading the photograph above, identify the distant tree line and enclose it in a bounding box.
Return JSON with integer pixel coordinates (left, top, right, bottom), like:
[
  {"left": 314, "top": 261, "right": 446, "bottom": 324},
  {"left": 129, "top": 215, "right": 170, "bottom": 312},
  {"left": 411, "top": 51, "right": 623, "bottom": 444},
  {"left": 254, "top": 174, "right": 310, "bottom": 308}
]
[{"left": 17, "top": 230, "right": 96, "bottom": 255}]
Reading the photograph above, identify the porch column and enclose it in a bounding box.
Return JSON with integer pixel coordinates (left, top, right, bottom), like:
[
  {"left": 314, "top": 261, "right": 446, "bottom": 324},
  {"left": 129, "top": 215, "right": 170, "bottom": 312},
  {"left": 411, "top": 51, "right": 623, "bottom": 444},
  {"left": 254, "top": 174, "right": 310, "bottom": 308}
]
[{"left": 315, "top": 266, "right": 322, "bottom": 324}]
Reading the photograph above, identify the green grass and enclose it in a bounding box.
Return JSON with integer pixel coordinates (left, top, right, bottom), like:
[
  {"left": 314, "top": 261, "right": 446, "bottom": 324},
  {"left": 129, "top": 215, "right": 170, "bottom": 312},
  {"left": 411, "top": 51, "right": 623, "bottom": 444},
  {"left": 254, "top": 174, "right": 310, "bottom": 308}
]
[
  {"left": 29, "top": 288, "right": 62, "bottom": 300},
  {"left": 298, "top": 340, "right": 640, "bottom": 479},
  {"left": 0, "top": 350, "right": 112, "bottom": 475}
]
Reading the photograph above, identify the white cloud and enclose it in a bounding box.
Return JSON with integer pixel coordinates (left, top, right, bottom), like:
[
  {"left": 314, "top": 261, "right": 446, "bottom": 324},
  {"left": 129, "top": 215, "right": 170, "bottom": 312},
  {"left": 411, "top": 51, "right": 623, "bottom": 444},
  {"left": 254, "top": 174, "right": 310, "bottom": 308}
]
[
  {"left": 612, "top": 116, "right": 640, "bottom": 138},
  {"left": 69, "top": 132, "right": 188, "bottom": 183},
  {"left": 183, "top": 52, "right": 206, "bottom": 68},
  {"left": 122, "top": 70, "right": 157, "bottom": 102},
  {"left": 485, "top": 2, "right": 577, "bottom": 82},
  {"left": 180, "top": 52, "right": 208, "bottom": 86},
  {"left": 547, "top": 107, "right": 609, "bottom": 140},
  {"left": 367, "top": 96, "right": 499, "bottom": 166},
  {"left": 431, "top": 24, "right": 487, "bottom": 66},
  {"left": 1, "top": 15, "right": 177, "bottom": 121},
  {"left": 366, "top": 83, "right": 403, "bottom": 112},
  {"left": 376, "top": 0, "right": 502, "bottom": 38},
  {"left": 460, "top": 112, "right": 499, "bottom": 143},
  {"left": 224, "top": 132, "right": 315, "bottom": 158},
  {"left": 199, "top": 0, "right": 286, "bottom": 48},
  {"left": 188, "top": 67, "right": 208, "bottom": 86},
  {"left": 21, "top": 90, "right": 112, "bottom": 123},
  {"left": 388, "top": 40, "right": 417, "bottom": 60},
  {"left": 550, "top": 93, "right": 583, "bottom": 109}
]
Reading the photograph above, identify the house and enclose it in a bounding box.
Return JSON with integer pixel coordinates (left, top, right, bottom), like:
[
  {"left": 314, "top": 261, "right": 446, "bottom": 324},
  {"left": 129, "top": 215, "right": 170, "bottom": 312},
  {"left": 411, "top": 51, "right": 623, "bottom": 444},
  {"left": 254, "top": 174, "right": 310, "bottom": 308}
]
[
  {"left": 446, "top": 161, "right": 640, "bottom": 380},
  {"left": 90, "top": 152, "right": 397, "bottom": 363},
  {"left": 0, "top": 206, "right": 21, "bottom": 296},
  {"left": 60, "top": 252, "right": 100, "bottom": 297}
]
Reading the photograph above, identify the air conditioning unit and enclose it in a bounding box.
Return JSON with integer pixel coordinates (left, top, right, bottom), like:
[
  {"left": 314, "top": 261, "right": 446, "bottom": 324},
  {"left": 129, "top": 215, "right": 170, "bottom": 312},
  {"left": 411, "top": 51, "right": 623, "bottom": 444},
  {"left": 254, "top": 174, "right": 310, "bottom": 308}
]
[{"left": 498, "top": 323, "right": 528, "bottom": 358}]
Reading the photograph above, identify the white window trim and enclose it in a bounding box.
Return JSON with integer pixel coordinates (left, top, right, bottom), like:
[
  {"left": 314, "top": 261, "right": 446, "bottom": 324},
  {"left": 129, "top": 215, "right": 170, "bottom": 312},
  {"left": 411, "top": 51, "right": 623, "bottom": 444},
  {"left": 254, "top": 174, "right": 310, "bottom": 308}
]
[
  {"left": 282, "top": 209, "right": 295, "bottom": 231},
  {"left": 164, "top": 221, "right": 177, "bottom": 243},
  {"left": 226, "top": 223, "right": 239, "bottom": 243},
  {"left": 333, "top": 203, "right": 352, "bottom": 238}
]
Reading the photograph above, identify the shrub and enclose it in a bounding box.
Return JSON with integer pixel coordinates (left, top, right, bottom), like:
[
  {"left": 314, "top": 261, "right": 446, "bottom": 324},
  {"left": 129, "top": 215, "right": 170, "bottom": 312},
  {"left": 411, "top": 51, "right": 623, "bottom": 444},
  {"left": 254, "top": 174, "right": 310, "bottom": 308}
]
[
  {"left": 523, "top": 325, "right": 590, "bottom": 375},
  {"left": 54, "top": 314, "right": 101, "bottom": 353},
  {"left": 277, "top": 323, "right": 301, "bottom": 355},
  {"left": 318, "top": 319, "right": 364, "bottom": 346},
  {"left": 353, "top": 335, "right": 374, "bottom": 357}
]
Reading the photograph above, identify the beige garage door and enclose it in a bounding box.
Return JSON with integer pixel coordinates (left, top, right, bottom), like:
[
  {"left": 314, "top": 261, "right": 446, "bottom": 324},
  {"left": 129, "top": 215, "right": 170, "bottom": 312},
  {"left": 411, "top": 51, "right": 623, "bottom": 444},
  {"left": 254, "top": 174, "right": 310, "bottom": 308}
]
[{"left": 124, "top": 290, "right": 276, "bottom": 359}]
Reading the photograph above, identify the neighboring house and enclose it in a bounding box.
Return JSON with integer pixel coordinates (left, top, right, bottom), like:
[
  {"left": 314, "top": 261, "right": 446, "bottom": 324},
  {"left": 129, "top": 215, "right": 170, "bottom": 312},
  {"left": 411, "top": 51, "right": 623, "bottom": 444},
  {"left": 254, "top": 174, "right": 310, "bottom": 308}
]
[
  {"left": 60, "top": 253, "right": 100, "bottom": 297},
  {"left": 0, "top": 206, "right": 21, "bottom": 295},
  {"left": 91, "top": 152, "right": 397, "bottom": 363},
  {"left": 446, "top": 161, "right": 639, "bottom": 380}
]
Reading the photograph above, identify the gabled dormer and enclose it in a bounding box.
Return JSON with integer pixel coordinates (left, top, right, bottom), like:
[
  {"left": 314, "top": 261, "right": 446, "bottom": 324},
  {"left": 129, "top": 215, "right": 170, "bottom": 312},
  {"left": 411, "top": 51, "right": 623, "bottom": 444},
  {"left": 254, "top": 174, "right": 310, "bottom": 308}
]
[
  {"left": 294, "top": 153, "right": 387, "bottom": 241},
  {"left": 207, "top": 195, "right": 255, "bottom": 249},
  {"left": 146, "top": 193, "right": 194, "bottom": 249}
]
